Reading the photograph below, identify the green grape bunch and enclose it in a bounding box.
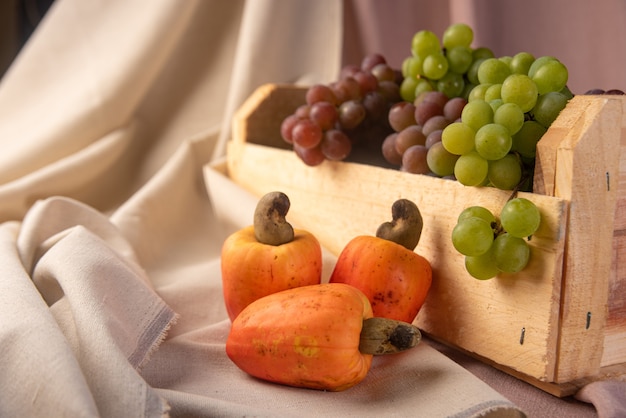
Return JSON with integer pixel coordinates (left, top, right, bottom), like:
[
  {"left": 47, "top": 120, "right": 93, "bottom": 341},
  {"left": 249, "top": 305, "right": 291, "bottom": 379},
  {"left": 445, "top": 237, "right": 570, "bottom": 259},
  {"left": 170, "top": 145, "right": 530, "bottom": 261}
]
[
  {"left": 439, "top": 53, "right": 571, "bottom": 192},
  {"left": 397, "top": 22, "right": 572, "bottom": 193},
  {"left": 451, "top": 197, "right": 541, "bottom": 280},
  {"left": 401, "top": 23, "right": 478, "bottom": 103}
]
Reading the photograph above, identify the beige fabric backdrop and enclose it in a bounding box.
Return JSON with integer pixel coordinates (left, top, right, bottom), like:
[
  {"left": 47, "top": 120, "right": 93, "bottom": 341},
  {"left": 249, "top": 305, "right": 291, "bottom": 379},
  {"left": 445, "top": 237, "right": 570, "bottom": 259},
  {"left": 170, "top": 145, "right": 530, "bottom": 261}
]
[{"left": 0, "top": 1, "right": 623, "bottom": 417}]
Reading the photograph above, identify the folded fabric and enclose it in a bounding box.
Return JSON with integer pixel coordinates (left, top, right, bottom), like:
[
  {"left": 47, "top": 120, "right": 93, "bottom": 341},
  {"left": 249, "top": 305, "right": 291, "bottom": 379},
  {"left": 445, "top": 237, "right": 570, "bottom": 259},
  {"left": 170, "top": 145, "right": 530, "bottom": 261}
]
[
  {"left": 577, "top": 381, "right": 626, "bottom": 418},
  {"left": 0, "top": 196, "right": 177, "bottom": 417}
]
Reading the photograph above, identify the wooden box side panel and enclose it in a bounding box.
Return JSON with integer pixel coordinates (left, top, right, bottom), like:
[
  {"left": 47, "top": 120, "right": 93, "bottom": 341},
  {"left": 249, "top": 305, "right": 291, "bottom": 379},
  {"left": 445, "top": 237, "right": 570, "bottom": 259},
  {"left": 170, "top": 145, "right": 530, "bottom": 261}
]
[
  {"left": 603, "top": 97, "right": 626, "bottom": 367},
  {"left": 232, "top": 83, "right": 306, "bottom": 150},
  {"left": 536, "top": 96, "right": 623, "bottom": 382}
]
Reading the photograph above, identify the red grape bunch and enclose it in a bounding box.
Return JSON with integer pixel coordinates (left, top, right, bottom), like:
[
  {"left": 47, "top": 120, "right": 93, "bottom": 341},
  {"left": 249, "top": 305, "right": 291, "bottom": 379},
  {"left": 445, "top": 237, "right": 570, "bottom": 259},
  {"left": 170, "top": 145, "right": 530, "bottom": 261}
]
[
  {"left": 280, "top": 54, "right": 402, "bottom": 166},
  {"left": 583, "top": 88, "right": 625, "bottom": 95}
]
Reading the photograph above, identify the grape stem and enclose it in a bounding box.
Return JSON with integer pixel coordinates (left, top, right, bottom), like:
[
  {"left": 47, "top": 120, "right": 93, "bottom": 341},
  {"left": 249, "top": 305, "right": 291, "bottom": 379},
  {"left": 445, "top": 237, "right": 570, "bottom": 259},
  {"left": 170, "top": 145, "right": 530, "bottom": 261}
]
[
  {"left": 253, "top": 191, "right": 295, "bottom": 246},
  {"left": 492, "top": 220, "right": 505, "bottom": 238},
  {"left": 508, "top": 152, "right": 532, "bottom": 201},
  {"left": 375, "top": 199, "right": 423, "bottom": 251}
]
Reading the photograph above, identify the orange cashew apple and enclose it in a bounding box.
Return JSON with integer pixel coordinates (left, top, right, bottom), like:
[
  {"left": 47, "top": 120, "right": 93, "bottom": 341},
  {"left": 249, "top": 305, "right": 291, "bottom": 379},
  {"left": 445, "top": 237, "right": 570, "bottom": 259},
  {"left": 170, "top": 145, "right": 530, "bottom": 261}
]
[
  {"left": 329, "top": 199, "right": 432, "bottom": 323},
  {"left": 221, "top": 191, "right": 322, "bottom": 321},
  {"left": 226, "top": 283, "right": 421, "bottom": 391}
]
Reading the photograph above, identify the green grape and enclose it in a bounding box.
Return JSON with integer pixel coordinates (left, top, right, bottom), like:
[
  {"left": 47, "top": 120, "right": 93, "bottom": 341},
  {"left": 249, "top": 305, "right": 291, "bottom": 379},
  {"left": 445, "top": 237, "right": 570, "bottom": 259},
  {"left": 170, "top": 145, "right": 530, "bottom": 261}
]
[
  {"left": 500, "top": 197, "right": 541, "bottom": 238},
  {"left": 527, "top": 56, "right": 559, "bottom": 78},
  {"left": 484, "top": 83, "right": 502, "bottom": 102},
  {"left": 560, "top": 85, "right": 575, "bottom": 99},
  {"left": 452, "top": 217, "right": 494, "bottom": 256},
  {"left": 447, "top": 46, "right": 473, "bottom": 74},
  {"left": 414, "top": 78, "right": 435, "bottom": 98},
  {"left": 402, "top": 56, "right": 412, "bottom": 77},
  {"left": 474, "top": 123, "right": 512, "bottom": 160},
  {"left": 531, "top": 59, "right": 568, "bottom": 94},
  {"left": 412, "top": 30, "right": 441, "bottom": 58},
  {"left": 466, "top": 58, "right": 486, "bottom": 85},
  {"left": 489, "top": 99, "right": 503, "bottom": 112},
  {"left": 465, "top": 248, "right": 499, "bottom": 280},
  {"left": 442, "top": 23, "right": 473, "bottom": 49},
  {"left": 458, "top": 206, "right": 496, "bottom": 224},
  {"left": 500, "top": 74, "right": 538, "bottom": 113},
  {"left": 461, "top": 83, "right": 477, "bottom": 100},
  {"left": 437, "top": 71, "right": 465, "bottom": 98},
  {"left": 426, "top": 141, "right": 460, "bottom": 177},
  {"left": 467, "top": 83, "right": 492, "bottom": 102},
  {"left": 512, "top": 120, "right": 546, "bottom": 159},
  {"left": 477, "top": 58, "right": 512, "bottom": 84},
  {"left": 400, "top": 77, "right": 419, "bottom": 102},
  {"left": 423, "top": 53, "right": 449, "bottom": 80},
  {"left": 461, "top": 99, "right": 493, "bottom": 131},
  {"left": 472, "top": 47, "right": 495, "bottom": 61},
  {"left": 442, "top": 122, "right": 475, "bottom": 155},
  {"left": 488, "top": 153, "right": 523, "bottom": 190},
  {"left": 531, "top": 91, "right": 569, "bottom": 128},
  {"left": 494, "top": 102, "right": 525, "bottom": 135},
  {"left": 402, "top": 55, "right": 424, "bottom": 78},
  {"left": 454, "top": 151, "right": 488, "bottom": 186},
  {"left": 509, "top": 52, "right": 535, "bottom": 75},
  {"left": 498, "top": 56, "right": 513, "bottom": 67},
  {"left": 492, "top": 233, "right": 530, "bottom": 273}
]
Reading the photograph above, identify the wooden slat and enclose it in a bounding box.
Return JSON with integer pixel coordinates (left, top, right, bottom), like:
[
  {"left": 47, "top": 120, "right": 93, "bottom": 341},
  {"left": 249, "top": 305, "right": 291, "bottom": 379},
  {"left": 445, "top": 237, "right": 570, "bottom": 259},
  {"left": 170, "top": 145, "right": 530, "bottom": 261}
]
[
  {"left": 540, "top": 96, "right": 622, "bottom": 382},
  {"left": 232, "top": 83, "right": 305, "bottom": 150},
  {"left": 603, "top": 97, "right": 626, "bottom": 367}
]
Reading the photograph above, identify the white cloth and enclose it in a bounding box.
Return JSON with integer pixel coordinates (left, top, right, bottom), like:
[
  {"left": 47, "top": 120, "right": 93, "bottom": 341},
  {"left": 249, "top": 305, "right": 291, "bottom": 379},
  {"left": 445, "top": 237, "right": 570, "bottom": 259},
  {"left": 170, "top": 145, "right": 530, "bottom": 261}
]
[{"left": 1, "top": 197, "right": 175, "bottom": 417}]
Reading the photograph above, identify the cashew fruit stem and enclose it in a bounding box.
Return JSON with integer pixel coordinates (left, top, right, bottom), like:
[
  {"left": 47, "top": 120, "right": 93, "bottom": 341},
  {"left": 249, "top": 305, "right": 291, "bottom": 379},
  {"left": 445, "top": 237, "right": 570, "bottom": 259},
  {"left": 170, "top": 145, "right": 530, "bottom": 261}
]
[
  {"left": 359, "top": 317, "right": 421, "bottom": 355},
  {"left": 375, "top": 199, "right": 423, "bottom": 251},
  {"left": 253, "top": 191, "right": 295, "bottom": 246}
]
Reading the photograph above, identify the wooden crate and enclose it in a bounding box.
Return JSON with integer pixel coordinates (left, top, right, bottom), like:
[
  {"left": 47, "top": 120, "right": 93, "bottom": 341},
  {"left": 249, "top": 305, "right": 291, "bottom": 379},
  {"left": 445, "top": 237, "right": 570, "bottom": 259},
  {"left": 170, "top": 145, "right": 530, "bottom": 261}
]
[{"left": 221, "top": 83, "right": 626, "bottom": 396}]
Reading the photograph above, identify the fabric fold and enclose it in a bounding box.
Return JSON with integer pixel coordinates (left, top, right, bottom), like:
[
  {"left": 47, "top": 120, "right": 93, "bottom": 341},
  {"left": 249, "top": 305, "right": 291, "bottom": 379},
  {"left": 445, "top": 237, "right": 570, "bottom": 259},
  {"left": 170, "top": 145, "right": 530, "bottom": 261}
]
[
  {"left": 0, "top": 221, "right": 100, "bottom": 417},
  {"left": 576, "top": 381, "right": 626, "bottom": 418},
  {"left": 0, "top": 123, "right": 136, "bottom": 222},
  {"left": 0, "top": 0, "right": 198, "bottom": 185},
  {"left": 18, "top": 196, "right": 142, "bottom": 281},
  {"left": 5, "top": 196, "right": 178, "bottom": 417}
]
